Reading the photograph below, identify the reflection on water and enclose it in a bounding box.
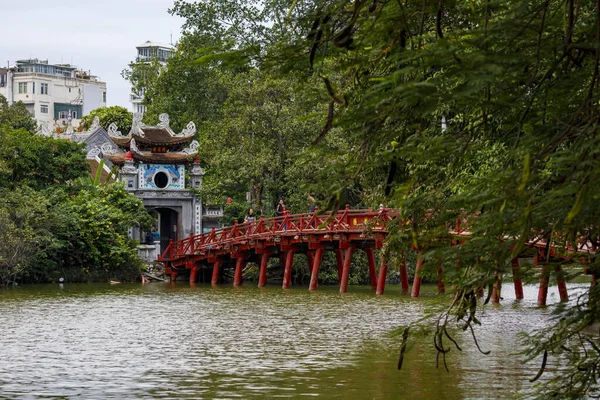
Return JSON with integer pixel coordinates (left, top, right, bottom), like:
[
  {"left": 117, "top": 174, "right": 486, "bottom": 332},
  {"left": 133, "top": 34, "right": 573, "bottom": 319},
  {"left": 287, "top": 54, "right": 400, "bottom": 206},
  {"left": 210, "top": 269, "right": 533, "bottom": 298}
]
[{"left": 0, "top": 281, "right": 588, "bottom": 399}]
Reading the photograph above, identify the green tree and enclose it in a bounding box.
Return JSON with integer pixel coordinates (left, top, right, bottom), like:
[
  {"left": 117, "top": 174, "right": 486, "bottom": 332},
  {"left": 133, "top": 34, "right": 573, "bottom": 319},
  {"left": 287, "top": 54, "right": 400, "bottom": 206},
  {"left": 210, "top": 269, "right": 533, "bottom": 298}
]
[
  {"left": 171, "top": 0, "right": 600, "bottom": 397},
  {"left": 0, "top": 127, "right": 88, "bottom": 190},
  {"left": 80, "top": 106, "right": 132, "bottom": 134},
  {"left": 0, "top": 94, "right": 37, "bottom": 133},
  {"left": 198, "top": 70, "right": 331, "bottom": 212},
  {"left": 263, "top": 0, "right": 600, "bottom": 397},
  {"left": 0, "top": 126, "right": 153, "bottom": 285}
]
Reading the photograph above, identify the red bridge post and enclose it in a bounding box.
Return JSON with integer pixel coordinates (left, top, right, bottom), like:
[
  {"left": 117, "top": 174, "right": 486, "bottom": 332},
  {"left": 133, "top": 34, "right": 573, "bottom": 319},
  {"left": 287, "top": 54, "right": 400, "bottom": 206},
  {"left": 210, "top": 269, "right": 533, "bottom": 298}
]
[
  {"left": 211, "top": 258, "right": 221, "bottom": 286},
  {"left": 233, "top": 254, "right": 247, "bottom": 287},
  {"left": 309, "top": 247, "right": 325, "bottom": 291},
  {"left": 189, "top": 262, "right": 198, "bottom": 284},
  {"left": 306, "top": 251, "right": 315, "bottom": 276},
  {"left": 556, "top": 265, "right": 569, "bottom": 302},
  {"left": 365, "top": 248, "right": 377, "bottom": 290},
  {"left": 537, "top": 249, "right": 551, "bottom": 306},
  {"left": 258, "top": 250, "right": 271, "bottom": 288},
  {"left": 376, "top": 255, "right": 388, "bottom": 295},
  {"left": 411, "top": 250, "right": 425, "bottom": 297},
  {"left": 512, "top": 258, "right": 524, "bottom": 299},
  {"left": 339, "top": 244, "right": 356, "bottom": 293},
  {"left": 282, "top": 247, "right": 297, "bottom": 289}
]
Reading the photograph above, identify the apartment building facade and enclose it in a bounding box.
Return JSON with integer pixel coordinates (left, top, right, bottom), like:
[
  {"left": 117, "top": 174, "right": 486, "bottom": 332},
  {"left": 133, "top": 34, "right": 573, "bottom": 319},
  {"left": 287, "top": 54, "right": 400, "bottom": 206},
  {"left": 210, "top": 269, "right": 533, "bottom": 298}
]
[
  {"left": 0, "top": 59, "right": 107, "bottom": 128},
  {"left": 129, "top": 41, "right": 174, "bottom": 115}
]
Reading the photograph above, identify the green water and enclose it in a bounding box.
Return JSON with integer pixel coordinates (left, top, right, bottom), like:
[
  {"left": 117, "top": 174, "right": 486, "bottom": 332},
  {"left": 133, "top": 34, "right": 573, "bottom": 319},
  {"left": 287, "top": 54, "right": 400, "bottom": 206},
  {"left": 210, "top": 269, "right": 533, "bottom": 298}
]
[{"left": 0, "top": 281, "right": 585, "bottom": 399}]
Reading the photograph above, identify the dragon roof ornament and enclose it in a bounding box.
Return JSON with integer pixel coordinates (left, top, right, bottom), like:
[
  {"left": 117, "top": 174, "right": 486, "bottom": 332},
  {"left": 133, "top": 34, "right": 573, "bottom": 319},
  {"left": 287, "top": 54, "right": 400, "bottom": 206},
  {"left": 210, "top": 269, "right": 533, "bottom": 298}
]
[
  {"left": 182, "top": 140, "right": 200, "bottom": 156},
  {"left": 130, "top": 138, "right": 141, "bottom": 154},
  {"left": 174, "top": 121, "right": 196, "bottom": 138},
  {"left": 107, "top": 123, "right": 128, "bottom": 139},
  {"left": 89, "top": 116, "right": 100, "bottom": 131},
  {"left": 157, "top": 113, "right": 170, "bottom": 129}
]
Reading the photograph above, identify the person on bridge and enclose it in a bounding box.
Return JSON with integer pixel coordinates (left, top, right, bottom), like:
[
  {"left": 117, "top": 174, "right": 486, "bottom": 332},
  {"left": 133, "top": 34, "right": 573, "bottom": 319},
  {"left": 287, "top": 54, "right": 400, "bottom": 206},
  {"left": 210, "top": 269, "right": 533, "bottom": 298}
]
[
  {"left": 308, "top": 193, "right": 316, "bottom": 214},
  {"left": 244, "top": 208, "right": 256, "bottom": 223},
  {"left": 276, "top": 199, "right": 285, "bottom": 217}
]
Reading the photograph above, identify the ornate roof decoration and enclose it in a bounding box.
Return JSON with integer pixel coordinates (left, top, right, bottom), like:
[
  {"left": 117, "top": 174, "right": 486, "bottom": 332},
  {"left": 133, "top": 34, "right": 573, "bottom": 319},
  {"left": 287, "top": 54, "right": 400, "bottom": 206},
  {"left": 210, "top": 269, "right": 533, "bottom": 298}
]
[
  {"left": 105, "top": 113, "right": 196, "bottom": 150},
  {"left": 37, "top": 121, "right": 54, "bottom": 138},
  {"left": 130, "top": 138, "right": 141, "bottom": 154},
  {"left": 157, "top": 113, "right": 170, "bottom": 129},
  {"left": 89, "top": 116, "right": 100, "bottom": 131},
  {"left": 107, "top": 123, "right": 126, "bottom": 138},
  {"left": 130, "top": 112, "right": 146, "bottom": 137},
  {"left": 86, "top": 142, "right": 123, "bottom": 159},
  {"left": 177, "top": 121, "right": 196, "bottom": 138},
  {"left": 182, "top": 140, "right": 200, "bottom": 156}
]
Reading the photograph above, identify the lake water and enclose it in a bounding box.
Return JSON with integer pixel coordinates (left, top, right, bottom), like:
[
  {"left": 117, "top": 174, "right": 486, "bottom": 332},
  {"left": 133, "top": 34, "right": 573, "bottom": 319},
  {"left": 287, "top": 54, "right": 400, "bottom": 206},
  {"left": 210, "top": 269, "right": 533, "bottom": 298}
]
[{"left": 0, "top": 281, "right": 587, "bottom": 399}]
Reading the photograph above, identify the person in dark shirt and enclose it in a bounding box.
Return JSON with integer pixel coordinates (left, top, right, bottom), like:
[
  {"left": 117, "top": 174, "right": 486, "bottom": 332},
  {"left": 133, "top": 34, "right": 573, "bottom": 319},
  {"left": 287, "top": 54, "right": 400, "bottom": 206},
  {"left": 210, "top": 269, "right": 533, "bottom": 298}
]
[
  {"left": 276, "top": 199, "right": 285, "bottom": 217},
  {"left": 148, "top": 226, "right": 160, "bottom": 243}
]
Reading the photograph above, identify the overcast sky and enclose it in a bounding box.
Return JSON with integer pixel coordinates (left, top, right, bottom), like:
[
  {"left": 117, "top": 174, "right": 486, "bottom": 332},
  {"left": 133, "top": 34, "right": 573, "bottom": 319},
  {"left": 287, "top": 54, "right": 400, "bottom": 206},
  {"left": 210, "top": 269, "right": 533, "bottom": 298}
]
[{"left": 2, "top": 0, "right": 184, "bottom": 110}]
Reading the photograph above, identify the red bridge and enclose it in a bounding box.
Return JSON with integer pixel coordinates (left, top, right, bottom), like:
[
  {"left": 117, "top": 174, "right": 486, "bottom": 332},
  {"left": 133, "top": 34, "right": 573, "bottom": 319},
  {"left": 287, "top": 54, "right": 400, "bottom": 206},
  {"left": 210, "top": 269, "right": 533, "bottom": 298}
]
[
  {"left": 158, "top": 206, "right": 597, "bottom": 304},
  {"left": 159, "top": 206, "right": 402, "bottom": 294}
]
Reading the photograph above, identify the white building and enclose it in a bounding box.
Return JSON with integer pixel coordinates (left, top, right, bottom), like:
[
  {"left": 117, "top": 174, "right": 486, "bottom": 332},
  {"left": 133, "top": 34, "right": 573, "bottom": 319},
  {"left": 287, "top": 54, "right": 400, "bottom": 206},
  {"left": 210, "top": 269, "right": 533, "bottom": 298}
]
[
  {"left": 0, "top": 59, "right": 107, "bottom": 129},
  {"left": 129, "top": 40, "right": 174, "bottom": 115}
]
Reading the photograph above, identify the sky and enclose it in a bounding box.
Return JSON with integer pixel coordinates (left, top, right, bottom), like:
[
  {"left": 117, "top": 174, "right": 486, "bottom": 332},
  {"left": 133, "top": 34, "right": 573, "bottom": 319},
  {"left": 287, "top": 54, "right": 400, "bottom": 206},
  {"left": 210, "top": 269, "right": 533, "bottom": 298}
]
[{"left": 2, "top": 0, "right": 185, "bottom": 110}]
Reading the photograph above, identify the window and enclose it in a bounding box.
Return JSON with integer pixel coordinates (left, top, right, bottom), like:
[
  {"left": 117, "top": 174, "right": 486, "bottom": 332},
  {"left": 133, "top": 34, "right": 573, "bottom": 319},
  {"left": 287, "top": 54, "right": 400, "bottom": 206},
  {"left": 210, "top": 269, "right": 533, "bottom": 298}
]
[
  {"left": 32, "top": 82, "right": 35, "bottom": 94},
  {"left": 40, "top": 104, "right": 48, "bottom": 114},
  {"left": 102, "top": 91, "right": 106, "bottom": 103},
  {"left": 71, "top": 111, "right": 77, "bottom": 119},
  {"left": 40, "top": 83, "right": 48, "bottom": 95},
  {"left": 58, "top": 111, "right": 69, "bottom": 119},
  {"left": 154, "top": 172, "right": 169, "bottom": 189},
  {"left": 18, "top": 82, "right": 27, "bottom": 94}
]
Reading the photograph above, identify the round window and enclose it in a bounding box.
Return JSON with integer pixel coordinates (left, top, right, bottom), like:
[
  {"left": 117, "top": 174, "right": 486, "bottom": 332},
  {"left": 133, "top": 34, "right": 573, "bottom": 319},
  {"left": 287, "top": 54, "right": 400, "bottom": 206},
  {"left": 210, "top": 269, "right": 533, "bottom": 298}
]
[{"left": 154, "top": 171, "right": 169, "bottom": 189}]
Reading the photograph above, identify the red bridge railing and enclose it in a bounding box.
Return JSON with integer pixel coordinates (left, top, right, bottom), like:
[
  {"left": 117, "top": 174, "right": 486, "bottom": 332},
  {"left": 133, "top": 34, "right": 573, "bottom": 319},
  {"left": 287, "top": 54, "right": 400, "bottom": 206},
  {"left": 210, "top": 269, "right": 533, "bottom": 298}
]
[{"left": 159, "top": 207, "right": 393, "bottom": 261}]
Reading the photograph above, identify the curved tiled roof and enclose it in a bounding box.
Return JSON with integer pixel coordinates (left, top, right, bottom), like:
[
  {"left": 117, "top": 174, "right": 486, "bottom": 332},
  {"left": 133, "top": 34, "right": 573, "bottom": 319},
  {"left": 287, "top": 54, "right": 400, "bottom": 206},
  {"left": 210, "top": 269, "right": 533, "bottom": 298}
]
[
  {"left": 107, "top": 114, "right": 196, "bottom": 150},
  {"left": 105, "top": 152, "right": 196, "bottom": 165}
]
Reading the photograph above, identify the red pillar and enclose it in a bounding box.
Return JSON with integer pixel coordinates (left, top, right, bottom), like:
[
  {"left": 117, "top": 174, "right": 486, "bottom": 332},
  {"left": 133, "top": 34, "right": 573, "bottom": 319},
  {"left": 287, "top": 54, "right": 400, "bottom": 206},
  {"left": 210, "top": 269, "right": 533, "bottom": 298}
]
[
  {"left": 170, "top": 271, "right": 178, "bottom": 282},
  {"left": 365, "top": 248, "right": 377, "bottom": 290},
  {"left": 537, "top": 249, "right": 550, "bottom": 305},
  {"left": 556, "top": 265, "right": 569, "bottom": 302},
  {"left": 211, "top": 259, "right": 221, "bottom": 286},
  {"left": 339, "top": 245, "right": 355, "bottom": 293},
  {"left": 233, "top": 256, "right": 246, "bottom": 287},
  {"left": 376, "top": 257, "right": 388, "bottom": 295},
  {"left": 258, "top": 251, "right": 270, "bottom": 288},
  {"left": 512, "top": 258, "right": 524, "bottom": 300},
  {"left": 538, "top": 265, "right": 551, "bottom": 306},
  {"left": 411, "top": 250, "right": 424, "bottom": 297},
  {"left": 437, "top": 265, "right": 446, "bottom": 294},
  {"left": 282, "top": 250, "right": 296, "bottom": 289},
  {"left": 491, "top": 271, "right": 501, "bottom": 303},
  {"left": 189, "top": 264, "right": 198, "bottom": 284},
  {"left": 309, "top": 247, "right": 324, "bottom": 291},
  {"left": 399, "top": 258, "right": 409, "bottom": 292},
  {"left": 334, "top": 249, "right": 344, "bottom": 281},
  {"left": 306, "top": 251, "right": 315, "bottom": 276}
]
